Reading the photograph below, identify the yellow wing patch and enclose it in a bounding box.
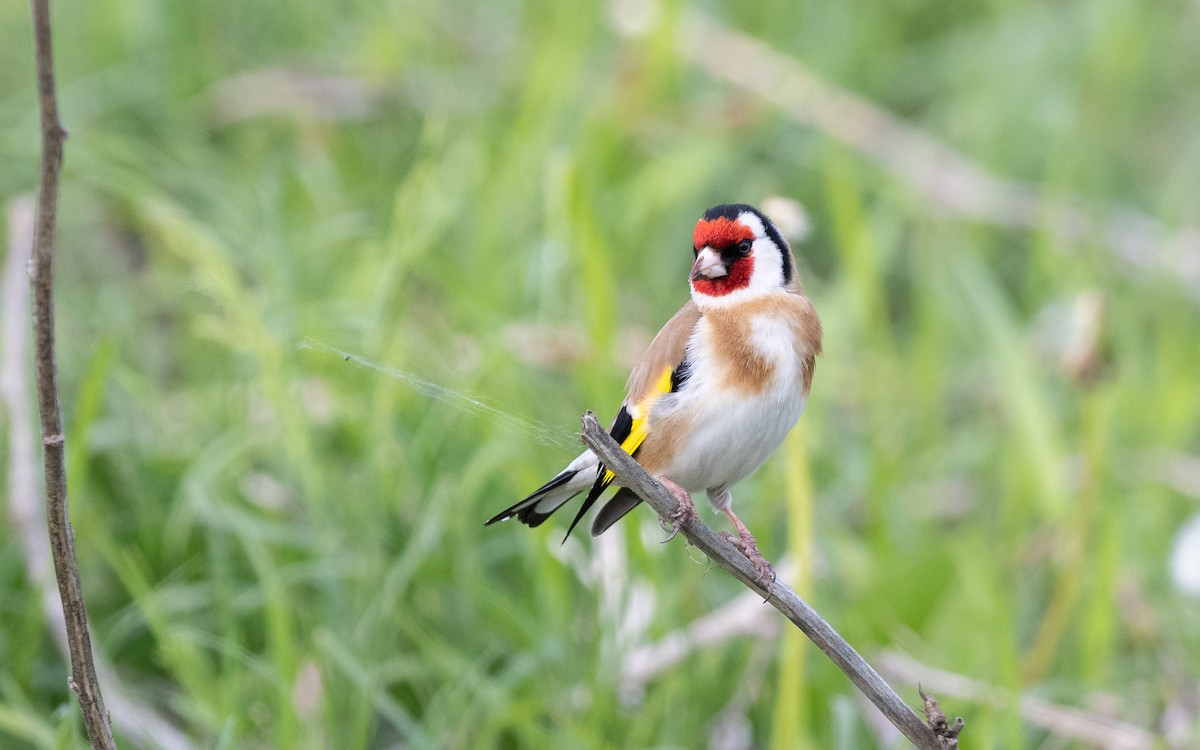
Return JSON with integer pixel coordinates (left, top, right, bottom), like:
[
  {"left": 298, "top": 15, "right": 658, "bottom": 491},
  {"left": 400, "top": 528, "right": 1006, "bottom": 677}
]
[
  {"left": 567, "top": 365, "right": 679, "bottom": 541},
  {"left": 601, "top": 365, "right": 674, "bottom": 484}
]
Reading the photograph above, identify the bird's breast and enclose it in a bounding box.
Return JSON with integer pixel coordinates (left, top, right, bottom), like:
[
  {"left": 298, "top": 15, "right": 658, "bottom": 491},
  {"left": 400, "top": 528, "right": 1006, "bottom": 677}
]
[
  {"left": 638, "top": 294, "right": 818, "bottom": 493},
  {"left": 700, "top": 296, "right": 813, "bottom": 396}
]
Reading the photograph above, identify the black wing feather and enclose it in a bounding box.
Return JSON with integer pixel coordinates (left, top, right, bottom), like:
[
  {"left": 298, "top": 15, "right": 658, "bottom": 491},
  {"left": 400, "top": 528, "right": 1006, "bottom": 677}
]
[{"left": 562, "top": 405, "right": 634, "bottom": 542}]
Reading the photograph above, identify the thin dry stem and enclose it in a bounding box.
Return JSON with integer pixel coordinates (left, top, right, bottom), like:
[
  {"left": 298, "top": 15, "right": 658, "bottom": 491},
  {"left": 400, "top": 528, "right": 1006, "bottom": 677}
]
[
  {"left": 6, "top": 199, "right": 192, "bottom": 750},
  {"left": 27, "top": 0, "right": 117, "bottom": 746}
]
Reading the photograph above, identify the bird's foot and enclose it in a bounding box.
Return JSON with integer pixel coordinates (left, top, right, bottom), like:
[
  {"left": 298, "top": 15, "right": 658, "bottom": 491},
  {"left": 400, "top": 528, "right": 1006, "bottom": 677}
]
[
  {"left": 720, "top": 528, "right": 776, "bottom": 591},
  {"left": 657, "top": 477, "right": 697, "bottom": 542}
]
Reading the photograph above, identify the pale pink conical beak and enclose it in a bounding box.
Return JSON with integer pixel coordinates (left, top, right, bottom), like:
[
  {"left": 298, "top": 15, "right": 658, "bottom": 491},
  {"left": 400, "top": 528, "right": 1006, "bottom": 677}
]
[{"left": 690, "top": 247, "right": 728, "bottom": 281}]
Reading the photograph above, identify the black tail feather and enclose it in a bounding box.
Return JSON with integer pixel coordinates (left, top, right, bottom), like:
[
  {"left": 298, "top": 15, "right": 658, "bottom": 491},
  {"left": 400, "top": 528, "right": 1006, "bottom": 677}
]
[
  {"left": 591, "top": 488, "right": 642, "bottom": 536},
  {"left": 484, "top": 469, "right": 577, "bottom": 527}
]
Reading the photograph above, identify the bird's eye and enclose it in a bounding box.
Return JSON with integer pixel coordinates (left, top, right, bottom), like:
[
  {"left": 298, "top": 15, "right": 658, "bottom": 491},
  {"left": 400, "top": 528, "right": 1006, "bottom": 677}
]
[{"left": 736, "top": 239, "right": 753, "bottom": 256}]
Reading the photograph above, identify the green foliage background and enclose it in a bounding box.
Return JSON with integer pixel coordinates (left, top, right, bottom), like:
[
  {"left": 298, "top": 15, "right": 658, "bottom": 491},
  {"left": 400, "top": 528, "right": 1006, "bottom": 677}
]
[{"left": 2, "top": 0, "right": 1199, "bottom": 747}]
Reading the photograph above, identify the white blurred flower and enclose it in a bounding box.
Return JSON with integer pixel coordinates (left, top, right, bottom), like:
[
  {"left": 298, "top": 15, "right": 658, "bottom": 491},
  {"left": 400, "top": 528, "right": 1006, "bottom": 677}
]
[
  {"left": 761, "top": 195, "right": 811, "bottom": 244},
  {"left": 608, "top": 0, "right": 659, "bottom": 37},
  {"left": 1170, "top": 513, "right": 1200, "bottom": 597}
]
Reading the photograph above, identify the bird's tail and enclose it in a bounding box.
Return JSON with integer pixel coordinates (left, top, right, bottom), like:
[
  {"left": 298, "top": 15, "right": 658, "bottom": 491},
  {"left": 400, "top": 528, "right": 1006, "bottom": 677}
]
[
  {"left": 590, "top": 488, "right": 642, "bottom": 536},
  {"left": 485, "top": 451, "right": 597, "bottom": 529}
]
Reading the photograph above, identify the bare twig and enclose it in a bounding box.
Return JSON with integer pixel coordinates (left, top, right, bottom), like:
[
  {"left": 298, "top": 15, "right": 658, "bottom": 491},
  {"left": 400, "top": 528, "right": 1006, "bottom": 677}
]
[
  {"left": 855, "top": 690, "right": 904, "bottom": 747},
  {"left": 580, "top": 412, "right": 959, "bottom": 750},
  {"left": 6, "top": 200, "right": 193, "bottom": 750},
  {"left": 27, "top": 0, "right": 117, "bottom": 746}
]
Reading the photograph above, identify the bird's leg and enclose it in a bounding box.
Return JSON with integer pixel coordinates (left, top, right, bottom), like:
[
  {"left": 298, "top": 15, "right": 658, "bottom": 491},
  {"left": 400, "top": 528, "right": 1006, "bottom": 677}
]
[
  {"left": 656, "top": 476, "right": 697, "bottom": 542},
  {"left": 720, "top": 507, "right": 776, "bottom": 587}
]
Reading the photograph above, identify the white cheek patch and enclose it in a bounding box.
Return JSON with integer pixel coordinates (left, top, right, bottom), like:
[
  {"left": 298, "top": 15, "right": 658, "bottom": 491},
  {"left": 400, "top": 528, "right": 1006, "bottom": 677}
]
[
  {"left": 746, "top": 242, "right": 783, "bottom": 291},
  {"left": 739, "top": 211, "right": 784, "bottom": 292}
]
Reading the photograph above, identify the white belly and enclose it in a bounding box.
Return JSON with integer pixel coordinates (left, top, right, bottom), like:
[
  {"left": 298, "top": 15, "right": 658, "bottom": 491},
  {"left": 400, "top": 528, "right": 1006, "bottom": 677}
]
[{"left": 651, "top": 312, "right": 808, "bottom": 504}]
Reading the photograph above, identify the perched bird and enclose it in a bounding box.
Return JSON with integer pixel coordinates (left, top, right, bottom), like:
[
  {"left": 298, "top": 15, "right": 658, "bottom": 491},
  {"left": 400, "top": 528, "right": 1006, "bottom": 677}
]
[{"left": 486, "top": 204, "right": 822, "bottom": 580}]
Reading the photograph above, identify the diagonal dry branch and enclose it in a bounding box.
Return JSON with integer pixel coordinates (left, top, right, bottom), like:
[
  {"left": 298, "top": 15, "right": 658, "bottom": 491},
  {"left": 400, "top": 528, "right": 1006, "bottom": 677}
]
[
  {"left": 27, "top": 0, "right": 117, "bottom": 747},
  {"left": 579, "top": 412, "right": 962, "bottom": 750}
]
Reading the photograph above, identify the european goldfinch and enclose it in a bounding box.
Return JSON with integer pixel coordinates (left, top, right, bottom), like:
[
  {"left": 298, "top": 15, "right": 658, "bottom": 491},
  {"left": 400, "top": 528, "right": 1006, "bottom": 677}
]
[{"left": 486, "top": 204, "right": 822, "bottom": 579}]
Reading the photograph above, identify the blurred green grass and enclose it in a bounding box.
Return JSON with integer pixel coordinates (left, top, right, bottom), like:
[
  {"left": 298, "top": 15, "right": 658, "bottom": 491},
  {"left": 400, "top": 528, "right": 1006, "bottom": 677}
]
[{"left": 2, "top": 0, "right": 1200, "bottom": 747}]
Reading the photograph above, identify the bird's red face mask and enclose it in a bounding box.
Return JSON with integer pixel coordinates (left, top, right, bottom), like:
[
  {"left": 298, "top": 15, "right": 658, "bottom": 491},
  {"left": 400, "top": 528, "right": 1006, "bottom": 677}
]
[{"left": 690, "top": 217, "right": 755, "bottom": 297}]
